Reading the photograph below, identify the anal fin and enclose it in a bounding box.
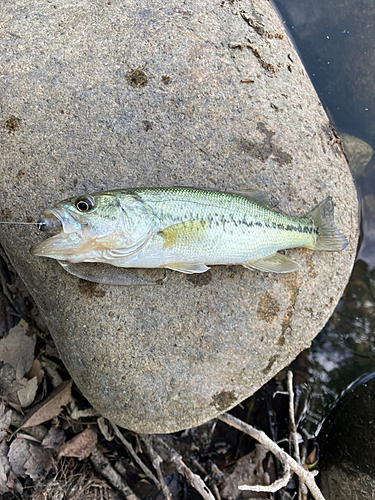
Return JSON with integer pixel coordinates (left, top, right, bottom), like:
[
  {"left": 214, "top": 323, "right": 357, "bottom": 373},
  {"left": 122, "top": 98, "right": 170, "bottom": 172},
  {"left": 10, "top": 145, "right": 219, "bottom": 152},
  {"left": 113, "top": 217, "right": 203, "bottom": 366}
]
[
  {"left": 243, "top": 253, "right": 300, "bottom": 274},
  {"left": 166, "top": 262, "right": 210, "bottom": 274}
]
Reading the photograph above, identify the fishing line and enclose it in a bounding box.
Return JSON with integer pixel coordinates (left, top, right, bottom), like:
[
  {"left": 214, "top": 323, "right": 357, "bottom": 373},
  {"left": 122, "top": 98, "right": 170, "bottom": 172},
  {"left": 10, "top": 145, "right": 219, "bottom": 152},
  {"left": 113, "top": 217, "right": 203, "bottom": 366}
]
[
  {"left": 0, "top": 221, "right": 43, "bottom": 225},
  {"left": 0, "top": 221, "right": 49, "bottom": 230}
]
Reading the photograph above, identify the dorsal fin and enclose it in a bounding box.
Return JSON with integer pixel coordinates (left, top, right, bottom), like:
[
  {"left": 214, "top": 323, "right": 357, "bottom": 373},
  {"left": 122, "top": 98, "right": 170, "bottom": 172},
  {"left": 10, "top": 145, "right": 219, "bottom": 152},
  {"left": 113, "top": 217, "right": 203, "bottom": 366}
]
[{"left": 229, "top": 190, "right": 275, "bottom": 209}]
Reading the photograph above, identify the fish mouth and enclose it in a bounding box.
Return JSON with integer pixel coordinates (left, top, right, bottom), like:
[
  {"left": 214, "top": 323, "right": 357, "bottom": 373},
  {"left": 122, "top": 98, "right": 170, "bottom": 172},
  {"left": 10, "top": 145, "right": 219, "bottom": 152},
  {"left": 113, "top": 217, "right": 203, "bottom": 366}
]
[
  {"left": 44, "top": 208, "right": 83, "bottom": 234},
  {"left": 30, "top": 208, "right": 85, "bottom": 259}
]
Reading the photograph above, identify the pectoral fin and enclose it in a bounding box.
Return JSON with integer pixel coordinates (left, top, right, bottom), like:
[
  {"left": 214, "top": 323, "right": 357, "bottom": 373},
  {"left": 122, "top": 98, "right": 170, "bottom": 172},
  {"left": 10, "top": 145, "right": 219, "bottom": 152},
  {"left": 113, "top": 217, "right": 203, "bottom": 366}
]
[
  {"left": 160, "top": 220, "right": 209, "bottom": 248},
  {"left": 243, "top": 253, "right": 301, "bottom": 273},
  {"left": 166, "top": 262, "right": 210, "bottom": 274}
]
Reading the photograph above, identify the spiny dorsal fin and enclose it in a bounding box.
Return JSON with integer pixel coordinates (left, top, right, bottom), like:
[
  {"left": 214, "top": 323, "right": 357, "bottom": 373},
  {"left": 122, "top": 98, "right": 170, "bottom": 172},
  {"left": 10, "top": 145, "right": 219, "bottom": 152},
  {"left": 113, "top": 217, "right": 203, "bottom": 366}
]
[
  {"left": 160, "top": 220, "right": 209, "bottom": 248},
  {"left": 166, "top": 262, "right": 210, "bottom": 274},
  {"left": 229, "top": 190, "right": 275, "bottom": 209},
  {"left": 243, "top": 253, "right": 301, "bottom": 273}
]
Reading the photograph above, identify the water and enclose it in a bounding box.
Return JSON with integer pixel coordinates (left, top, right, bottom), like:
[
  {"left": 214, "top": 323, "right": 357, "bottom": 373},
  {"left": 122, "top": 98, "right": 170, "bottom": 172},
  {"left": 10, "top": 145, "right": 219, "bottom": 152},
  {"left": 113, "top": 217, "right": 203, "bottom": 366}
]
[{"left": 271, "top": 0, "right": 375, "bottom": 436}]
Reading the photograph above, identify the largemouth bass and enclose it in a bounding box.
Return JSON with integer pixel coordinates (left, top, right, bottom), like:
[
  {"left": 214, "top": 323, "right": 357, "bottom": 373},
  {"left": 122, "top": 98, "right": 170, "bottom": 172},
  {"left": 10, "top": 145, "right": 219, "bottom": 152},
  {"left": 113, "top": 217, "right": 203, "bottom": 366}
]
[{"left": 30, "top": 187, "right": 348, "bottom": 283}]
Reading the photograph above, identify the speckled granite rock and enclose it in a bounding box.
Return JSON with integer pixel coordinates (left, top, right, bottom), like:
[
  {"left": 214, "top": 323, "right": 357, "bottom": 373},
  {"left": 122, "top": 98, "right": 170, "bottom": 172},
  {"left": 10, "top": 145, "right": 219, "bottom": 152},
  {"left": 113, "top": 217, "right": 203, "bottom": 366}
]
[{"left": 0, "top": 0, "right": 358, "bottom": 433}]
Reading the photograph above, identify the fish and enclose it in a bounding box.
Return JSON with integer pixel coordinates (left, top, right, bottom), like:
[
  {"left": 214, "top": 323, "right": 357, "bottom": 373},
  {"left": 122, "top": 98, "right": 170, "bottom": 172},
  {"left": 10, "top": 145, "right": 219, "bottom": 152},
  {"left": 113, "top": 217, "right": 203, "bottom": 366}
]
[{"left": 30, "top": 187, "right": 348, "bottom": 284}]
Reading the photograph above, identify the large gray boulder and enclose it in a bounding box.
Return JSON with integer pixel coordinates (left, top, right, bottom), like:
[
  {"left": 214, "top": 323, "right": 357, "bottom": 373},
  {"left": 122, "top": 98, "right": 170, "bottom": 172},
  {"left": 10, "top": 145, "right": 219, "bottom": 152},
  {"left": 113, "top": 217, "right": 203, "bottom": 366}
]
[{"left": 0, "top": 0, "right": 358, "bottom": 433}]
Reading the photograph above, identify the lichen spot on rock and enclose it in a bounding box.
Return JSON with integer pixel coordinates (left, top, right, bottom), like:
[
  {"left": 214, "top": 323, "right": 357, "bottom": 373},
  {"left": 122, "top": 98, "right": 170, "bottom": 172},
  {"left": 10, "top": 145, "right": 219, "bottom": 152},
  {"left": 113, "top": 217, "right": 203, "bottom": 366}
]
[
  {"left": 6, "top": 115, "right": 20, "bottom": 133},
  {"left": 211, "top": 390, "right": 237, "bottom": 411},
  {"left": 256, "top": 293, "right": 280, "bottom": 323},
  {"left": 126, "top": 68, "right": 148, "bottom": 88}
]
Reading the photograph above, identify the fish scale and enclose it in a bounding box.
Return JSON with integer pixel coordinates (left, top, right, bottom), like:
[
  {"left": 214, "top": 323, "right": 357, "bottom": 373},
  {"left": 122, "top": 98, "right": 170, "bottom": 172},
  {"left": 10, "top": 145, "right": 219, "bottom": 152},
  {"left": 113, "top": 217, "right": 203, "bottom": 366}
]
[{"left": 134, "top": 188, "right": 315, "bottom": 263}]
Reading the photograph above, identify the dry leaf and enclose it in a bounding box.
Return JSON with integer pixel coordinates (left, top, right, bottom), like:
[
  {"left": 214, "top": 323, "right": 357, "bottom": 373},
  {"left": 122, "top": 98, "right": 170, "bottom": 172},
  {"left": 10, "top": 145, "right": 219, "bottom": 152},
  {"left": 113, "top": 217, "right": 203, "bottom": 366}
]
[
  {"left": 8, "top": 438, "right": 29, "bottom": 476},
  {"left": 59, "top": 427, "right": 97, "bottom": 459},
  {"left": 0, "top": 403, "right": 12, "bottom": 442},
  {"left": 0, "top": 363, "right": 25, "bottom": 411},
  {"left": 24, "top": 444, "right": 52, "bottom": 479},
  {"left": 42, "top": 428, "right": 66, "bottom": 449},
  {"left": 27, "top": 358, "right": 44, "bottom": 385},
  {"left": 221, "top": 444, "right": 270, "bottom": 500},
  {"left": 6, "top": 470, "right": 23, "bottom": 495},
  {"left": 97, "top": 416, "right": 114, "bottom": 441},
  {"left": 17, "top": 376, "right": 38, "bottom": 409},
  {"left": 0, "top": 440, "right": 10, "bottom": 493},
  {"left": 306, "top": 446, "right": 317, "bottom": 466},
  {"left": 0, "top": 319, "right": 36, "bottom": 380},
  {"left": 21, "top": 380, "right": 72, "bottom": 429},
  {"left": 45, "top": 344, "right": 60, "bottom": 359},
  {"left": 8, "top": 438, "right": 51, "bottom": 479}
]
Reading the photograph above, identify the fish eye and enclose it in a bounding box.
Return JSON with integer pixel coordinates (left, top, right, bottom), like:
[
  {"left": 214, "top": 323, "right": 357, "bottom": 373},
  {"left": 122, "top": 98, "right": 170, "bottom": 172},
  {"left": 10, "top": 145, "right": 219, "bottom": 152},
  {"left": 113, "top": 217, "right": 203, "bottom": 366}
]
[{"left": 74, "top": 195, "right": 95, "bottom": 212}]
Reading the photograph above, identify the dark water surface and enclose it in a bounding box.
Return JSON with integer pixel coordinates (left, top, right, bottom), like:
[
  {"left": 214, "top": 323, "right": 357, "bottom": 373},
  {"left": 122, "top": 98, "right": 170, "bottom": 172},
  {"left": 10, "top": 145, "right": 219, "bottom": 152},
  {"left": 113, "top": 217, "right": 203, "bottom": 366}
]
[{"left": 272, "top": 0, "right": 375, "bottom": 436}]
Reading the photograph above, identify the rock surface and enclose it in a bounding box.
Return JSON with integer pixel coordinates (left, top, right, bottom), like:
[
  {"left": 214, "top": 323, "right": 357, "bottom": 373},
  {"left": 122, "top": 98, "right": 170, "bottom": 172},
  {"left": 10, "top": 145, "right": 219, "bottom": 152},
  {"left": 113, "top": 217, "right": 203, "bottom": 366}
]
[{"left": 0, "top": 0, "right": 358, "bottom": 432}]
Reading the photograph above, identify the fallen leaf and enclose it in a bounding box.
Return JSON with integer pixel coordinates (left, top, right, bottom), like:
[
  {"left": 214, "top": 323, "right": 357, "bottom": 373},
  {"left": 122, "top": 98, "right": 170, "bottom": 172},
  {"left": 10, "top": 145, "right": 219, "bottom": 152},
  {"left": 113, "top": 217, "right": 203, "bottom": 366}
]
[
  {"left": 0, "top": 320, "right": 36, "bottom": 380},
  {"left": 307, "top": 446, "right": 316, "bottom": 464},
  {"left": 6, "top": 470, "right": 23, "bottom": 495},
  {"left": 17, "top": 376, "right": 38, "bottom": 408},
  {"left": 45, "top": 344, "right": 60, "bottom": 359},
  {"left": 21, "top": 380, "right": 72, "bottom": 428},
  {"left": 24, "top": 444, "right": 52, "bottom": 479},
  {"left": 59, "top": 427, "right": 97, "bottom": 459},
  {"left": 97, "top": 416, "right": 114, "bottom": 441},
  {"left": 8, "top": 438, "right": 29, "bottom": 476},
  {"left": 221, "top": 444, "right": 270, "bottom": 500},
  {"left": 0, "top": 441, "right": 10, "bottom": 493},
  {"left": 0, "top": 402, "right": 12, "bottom": 442},
  {"left": 0, "top": 363, "right": 25, "bottom": 410},
  {"left": 8, "top": 438, "right": 51, "bottom": 479},
  {"left": 42, "top": 428, "right": 66, "bottom": 450},
  {"left": 27, "top": 358, "right": 44, "bottom": 385}
]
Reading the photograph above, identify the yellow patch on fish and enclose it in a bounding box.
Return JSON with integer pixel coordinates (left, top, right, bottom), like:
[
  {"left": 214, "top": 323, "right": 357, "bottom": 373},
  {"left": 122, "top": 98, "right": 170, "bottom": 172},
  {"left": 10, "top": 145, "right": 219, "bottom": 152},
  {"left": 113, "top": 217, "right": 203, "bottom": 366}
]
[{"left": 160, "top": 219, "right": 209, "bottom": 248}]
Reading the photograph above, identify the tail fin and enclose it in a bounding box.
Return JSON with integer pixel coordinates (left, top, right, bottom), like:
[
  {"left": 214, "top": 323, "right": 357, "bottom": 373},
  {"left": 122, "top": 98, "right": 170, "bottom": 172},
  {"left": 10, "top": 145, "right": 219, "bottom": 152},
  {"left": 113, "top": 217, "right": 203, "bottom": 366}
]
[{"left": 308, "top": 197, "right": 348, "bottom": 251}]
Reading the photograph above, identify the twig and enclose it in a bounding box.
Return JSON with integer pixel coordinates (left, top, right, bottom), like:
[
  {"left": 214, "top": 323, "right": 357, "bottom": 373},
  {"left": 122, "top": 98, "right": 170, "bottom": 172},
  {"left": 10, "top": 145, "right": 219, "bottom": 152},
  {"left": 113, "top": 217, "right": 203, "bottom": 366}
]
[
  {"left": 154, "top": 437, "right": 216, "bottom": 500},
  {"left": 142, "top": 435, "right": 172, "bottom": 500},
  {"left": 287, "top": 371, "right": 307, "bottom": 500},
  {"left": 192, "top": 458, "right": 207, "bottom": 476},
  {"left": 218, "top": 413, "right": 326, "bottom": 500},
  {"left": 287, "top": 371, "right": 300, "bottom": 464},
  {"left": 110, "top": 422, "right": 159, "bottom": 486},
  {"left": 238, "top": 463, "right": 291, "bottom": 492},
  {"left": 300, "top": 443, "right": 309, "bottom": 500},
  {"left": 90, "top": 446, "right": 140, "bottom": 500},
  {"left": 212, "top": 483, "right": 221, "bottom": 500}
]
